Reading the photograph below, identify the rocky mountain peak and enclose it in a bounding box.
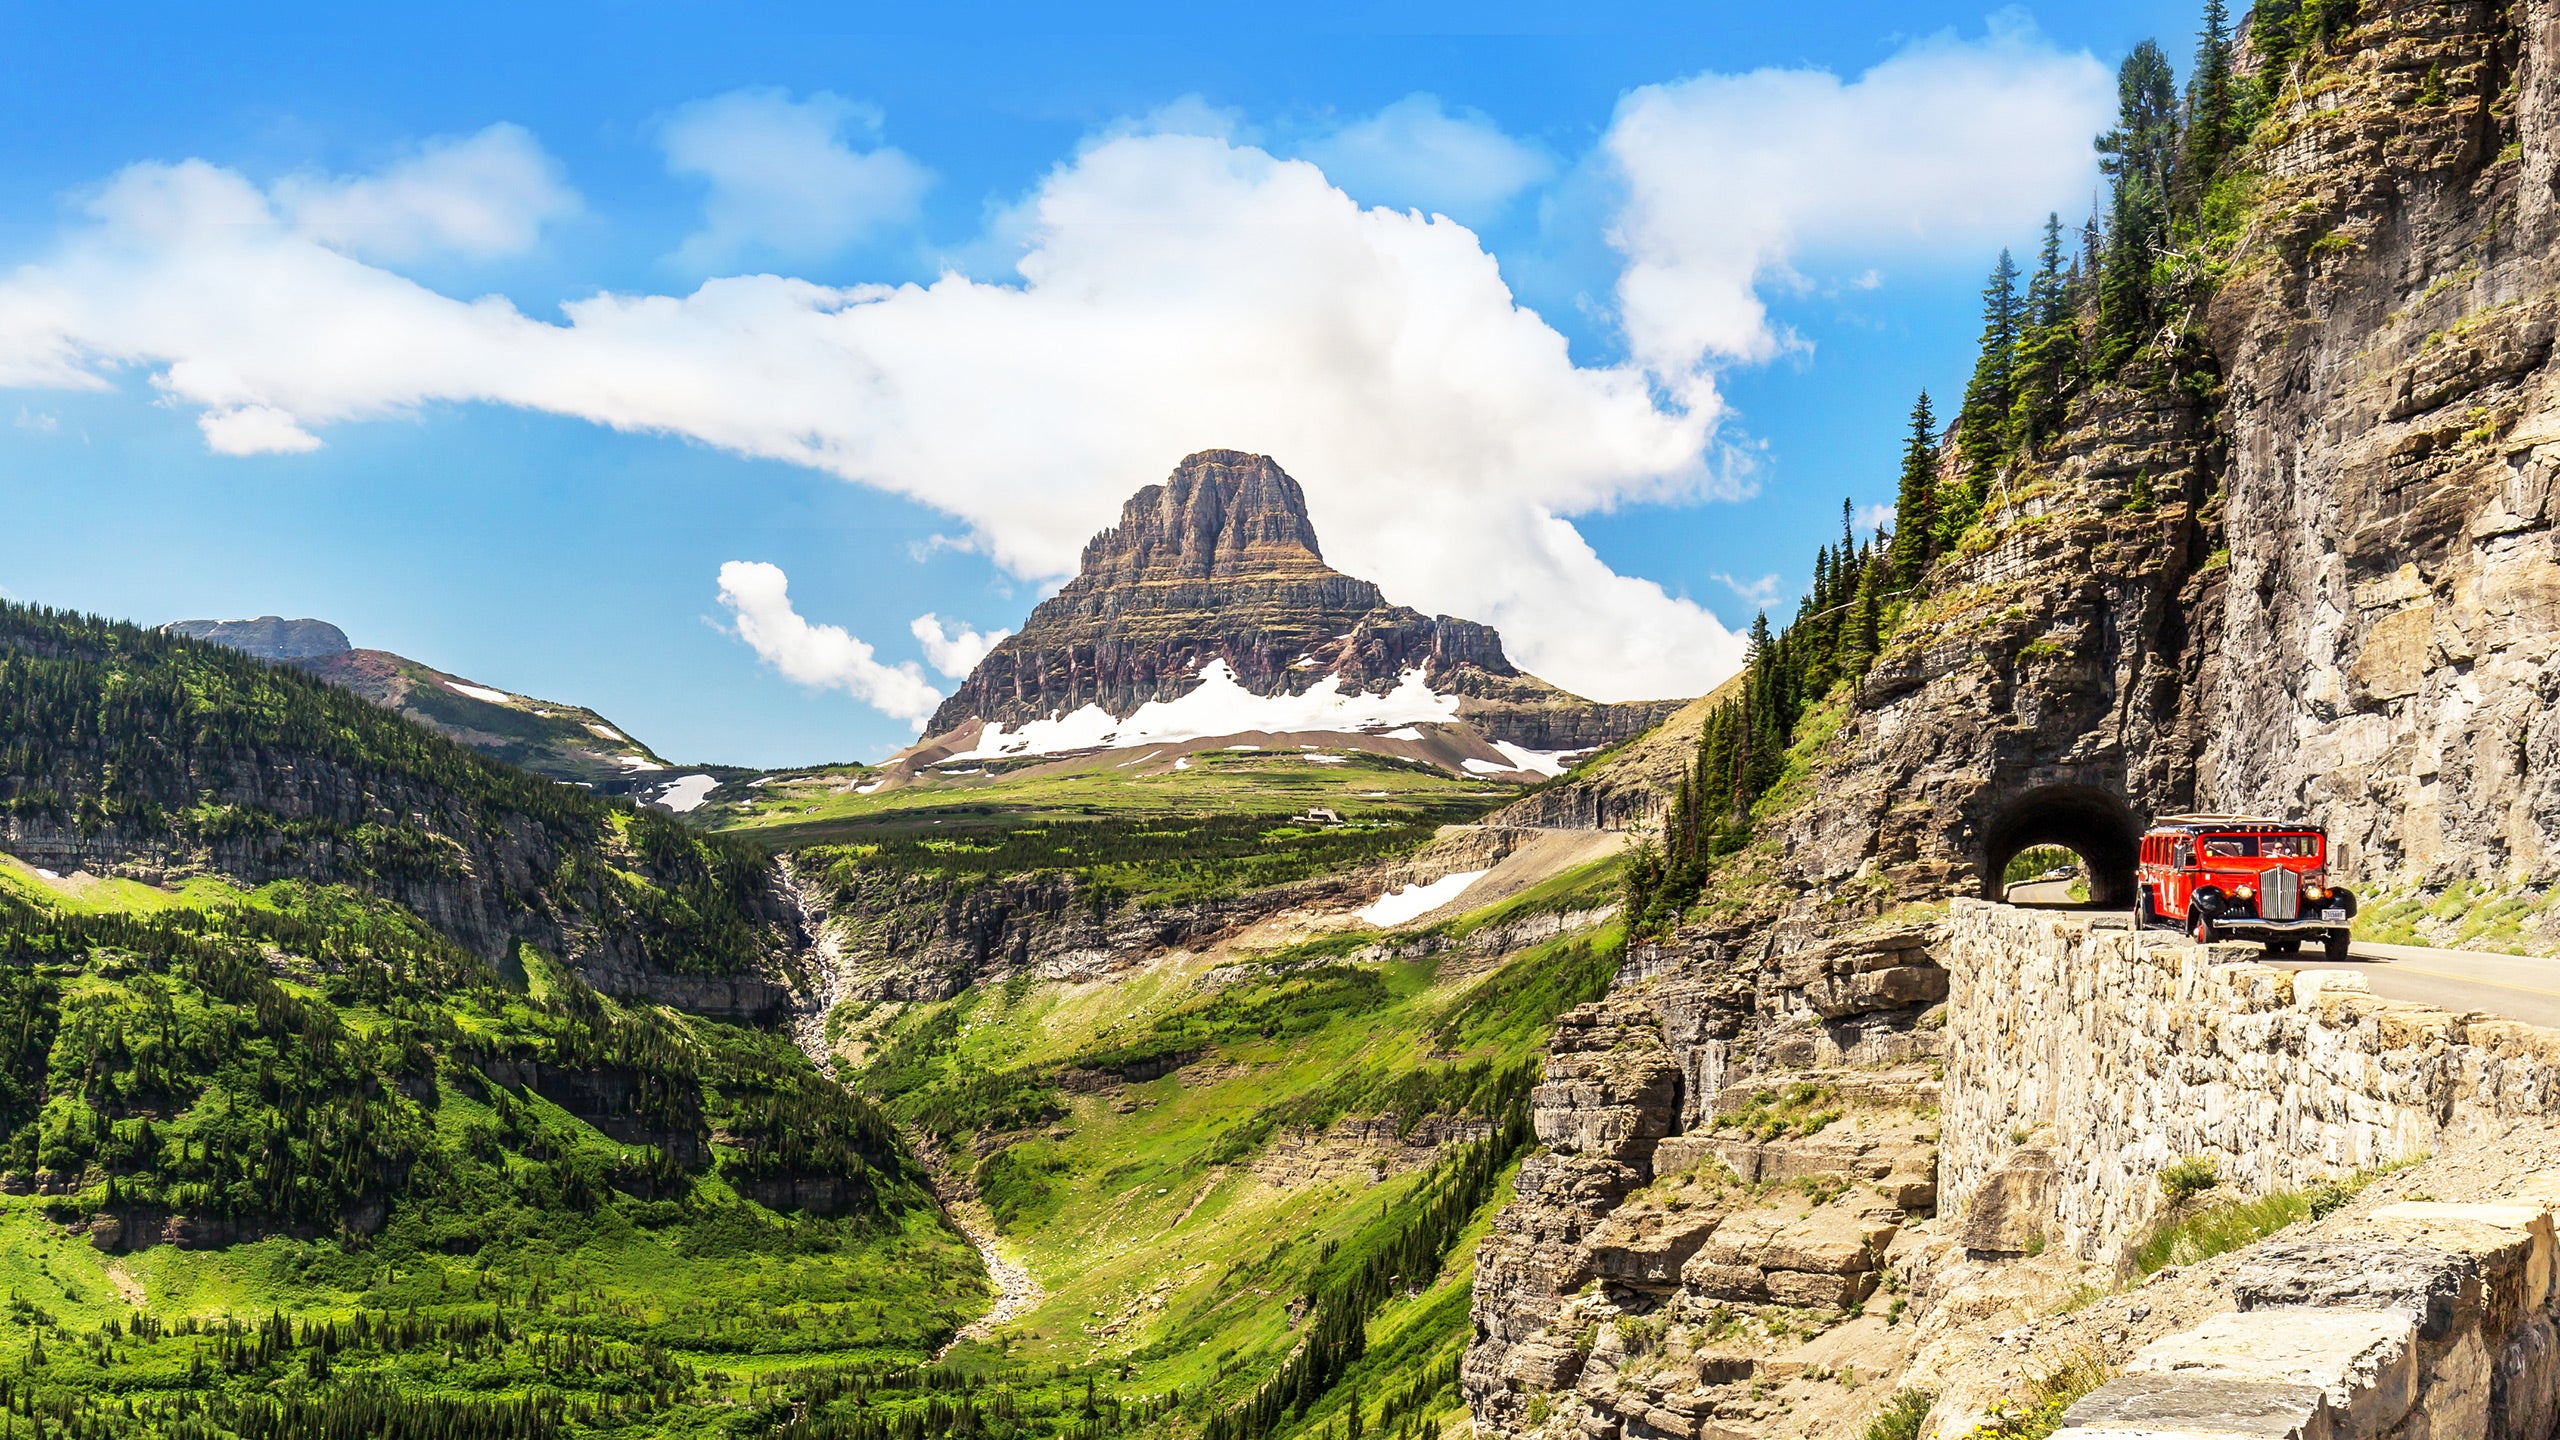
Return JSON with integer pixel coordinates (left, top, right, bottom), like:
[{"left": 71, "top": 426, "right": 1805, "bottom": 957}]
[
  {"left": 920, "top": 451, "right": 1679, "bottom": 756},
  {"left": 1080, "top": 449, "right": 1333, "bottom": 586}
]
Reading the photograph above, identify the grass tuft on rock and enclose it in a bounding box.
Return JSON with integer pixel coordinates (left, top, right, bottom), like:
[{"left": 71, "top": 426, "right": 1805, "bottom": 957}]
[{"left": 1862, "top": 1388, "right": 1935, "bottom": 1440}]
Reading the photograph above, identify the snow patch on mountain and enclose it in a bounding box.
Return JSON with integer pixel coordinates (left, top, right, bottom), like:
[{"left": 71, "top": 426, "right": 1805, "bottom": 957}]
[
  {"left": 656, "top": 774, "right": 718, "bottom": 813},
  {"left": 1461, "top": 741, "right": 1592, "bottom": 779},
  {"left": 952, "top": 661, "right": 1461, "bottom": 760},
  {"left": 445, "top": 681, "right": 516, "bottom": 706},
  {"left": 1360, "top": 869, "right": 1489, "bottom": 926}
]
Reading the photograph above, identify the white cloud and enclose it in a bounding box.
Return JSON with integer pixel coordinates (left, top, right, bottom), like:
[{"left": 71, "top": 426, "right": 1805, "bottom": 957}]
[
  {"left": 12, "top": 408, "right": 55, "bottom": 434},
  {"left": 1296, "top": 94, "right": 1553, "bottom": 227},
  {"left": 1714, "top": 572, "right": 1785, "bottom": 607},
  {"left": 906, "top": 532, "right": 978, "bottom": 563},
  {"left": 1857, "top": 502, "right": 1896, "bottom": 535},
  {"left": 198, "top": 405, "right": 321, "bottom": 455},
  {"left": 715, "top": 561, "right": 943, "bottom": 728},
  {"left": 274, "top": 124, "right": 577, "bottom": 263},
  {"left": 1605, "top": 19, "right": 2111, "bottom": 400},
  {"left": 909, "top": 613, "right": 1009, "bottom": 679},
  {"left": 0, "top": 132, "right": 1740, "bottom": 701},
  {"left": 660, "top": 89, "right": 932, "bottom": 268}
]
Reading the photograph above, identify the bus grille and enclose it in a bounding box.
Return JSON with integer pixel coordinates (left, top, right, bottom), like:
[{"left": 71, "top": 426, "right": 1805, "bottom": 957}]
[{"left": 2260, "top": 867, "right": 2300, "bottom": 921}]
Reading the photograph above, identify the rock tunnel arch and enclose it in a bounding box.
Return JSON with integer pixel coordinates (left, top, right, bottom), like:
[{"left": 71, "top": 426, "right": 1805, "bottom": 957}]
[{"left": 1979, "top": 783, "right": 2142, "bottom": 907}]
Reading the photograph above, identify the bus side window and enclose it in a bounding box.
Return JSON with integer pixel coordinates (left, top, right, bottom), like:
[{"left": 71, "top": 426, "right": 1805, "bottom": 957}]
[{"left": 2174, "top": 840, "right": 2194, "bottom": 868}]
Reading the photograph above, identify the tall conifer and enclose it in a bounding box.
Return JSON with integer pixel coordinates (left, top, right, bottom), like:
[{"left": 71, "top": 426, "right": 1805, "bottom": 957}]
[
  {"left": 1952, "top": 250, "right": 2024, "bottom": 532},
  {"left": 2177, "top": 0, "right": 2237, "bottom": 217},
  {"left": 2004, "top": 215, "right": 2074, "bottom": 459},
  {"left": 1889, "top": 392, "right": 1939, "bottom": 585},
  {"left": 2093, "top": 41, "right": 2180, "bottom": 377}
]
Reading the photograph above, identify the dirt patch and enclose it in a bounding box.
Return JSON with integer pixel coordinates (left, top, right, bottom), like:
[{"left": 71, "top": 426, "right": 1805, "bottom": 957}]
[{"left": 104, "top": 1261, "right": 145, "bottom": 1308}]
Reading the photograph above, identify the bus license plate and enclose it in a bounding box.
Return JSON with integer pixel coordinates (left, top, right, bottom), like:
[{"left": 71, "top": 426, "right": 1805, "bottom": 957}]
[{"left": 2321, "top": 907, "right": 2346, "bottom": 921}]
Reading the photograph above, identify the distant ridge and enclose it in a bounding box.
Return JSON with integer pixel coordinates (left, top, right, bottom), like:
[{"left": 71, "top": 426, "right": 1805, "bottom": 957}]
[{"left": 166, "top": 617, "right": 689, "bottom": 797}]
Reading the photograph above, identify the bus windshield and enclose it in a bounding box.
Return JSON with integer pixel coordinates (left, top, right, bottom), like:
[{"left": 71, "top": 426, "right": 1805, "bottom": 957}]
[{"left": 2197, "top": 834, "right": 2321, "bottom": 860}]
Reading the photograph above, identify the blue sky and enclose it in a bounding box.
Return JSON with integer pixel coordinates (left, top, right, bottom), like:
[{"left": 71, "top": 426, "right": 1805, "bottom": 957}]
[{"left": 0, "top": 0, "right": 2201, "bottom": 767}]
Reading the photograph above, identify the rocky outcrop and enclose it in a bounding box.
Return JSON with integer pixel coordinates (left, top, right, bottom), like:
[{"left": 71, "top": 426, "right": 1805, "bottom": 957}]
[
  {"left": 165, "top": 616, "right": 351, "bottom": 659},
  {"left": 1463, "top": 920, "right": 1945, "bottom": 1440},
  {"left": 802, "top": 862, "right": 1374, "bottom": 1002},
  {"left": 923, "top": 450, "right": 1677, "bottom": 751}
]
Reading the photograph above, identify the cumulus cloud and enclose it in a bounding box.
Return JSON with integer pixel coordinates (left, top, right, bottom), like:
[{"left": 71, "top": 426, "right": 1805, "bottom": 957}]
[
  {"left": 199, "top": 405, "right": 321, "bottom": 455},
  {"left": 1605, "top": 19, "right": 2111, "bottom": 400},
  {"left": 715, "top": 561, "right": 943, "bottom": 727},
  {"left": 274, "top": 124, "right": 577, "bottom": 263},
  {"left": 1295, "top": 94, "right": 1553, "bottom": 227},
  {"left": 660, "top": 89, "right": 932, "bottom": 268},
  {"left": 0, "top": 131, "right": 1739, "bottom": 700},
  {"left": 910, "top": 614, "right": 1009, "bottom": 679}
]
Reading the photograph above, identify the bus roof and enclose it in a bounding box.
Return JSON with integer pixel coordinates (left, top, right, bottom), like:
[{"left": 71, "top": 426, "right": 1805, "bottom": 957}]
[{"left": 2146, "top": 814, "right": 2325, "bottom": 835}]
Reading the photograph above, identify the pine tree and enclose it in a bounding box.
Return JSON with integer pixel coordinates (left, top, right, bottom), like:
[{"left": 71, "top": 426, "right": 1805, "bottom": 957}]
[
  {"left": 1888, "top": 392, "right": 1939, "bottom": 585},
  {"left": 2251, "top": 0, "right": 2305, "bottom": 106},
  {"left": 2177, "top": 0, "right": 2237, "bottom": 220},
  {"left": 1952, "top": 249, "right": 2024, "bottom": 532},
  {"left": 2093, "top": 40, "right": 2180, "bottom": 378},
  {"left": 2004, "top": 215, "right": 2075, "bottom": 460}
]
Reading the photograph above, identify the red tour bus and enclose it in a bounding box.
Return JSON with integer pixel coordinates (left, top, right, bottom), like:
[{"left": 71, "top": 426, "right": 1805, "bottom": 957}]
[{"left": 2134, "top": 814, "right": 2356, "bottom": 961}]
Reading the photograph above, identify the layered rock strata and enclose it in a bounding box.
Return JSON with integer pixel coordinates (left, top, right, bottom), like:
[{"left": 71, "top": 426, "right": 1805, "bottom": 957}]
[
  {"left": 925, "top": 451, "right": 1678, "bottom": 751},
  {"left": 1464, "top": 923, "right": 1946, "bottom": 1440}
]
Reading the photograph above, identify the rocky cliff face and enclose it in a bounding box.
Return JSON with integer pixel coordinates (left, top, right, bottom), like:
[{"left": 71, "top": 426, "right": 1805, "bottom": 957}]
[
  {"left": 2198, "top": 0, "right": 2557, "bottom": 901},
  {"left": 1521, "top": 2, "right": 2560, "bottom": 934},
  {"left": 1464, "top": 926, "right": 1945, "bottom": 1440},
  {"left": 797, "top": 862, "right": 1372, "bottom": 1003},
  {"left": 926, "top": 450, "right": 1678, "bottom": 751},
  {"left": 1809, "top": 0, "right": 2560, "bottom": 917},
  {"left": 1468, "top": 8, "right": 2560, "bottom": 1436}
]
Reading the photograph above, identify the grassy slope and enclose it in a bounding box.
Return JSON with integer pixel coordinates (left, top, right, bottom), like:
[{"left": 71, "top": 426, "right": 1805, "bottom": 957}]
[
  {"left": 0, "top": 870, "right": 985, "bottom": 1438},
  {"left": 701, "top": 750, "right": 1513, "bottom": 846},
  {"left": 829, "top": 864, "right": 1627, "bottom": 1440}
]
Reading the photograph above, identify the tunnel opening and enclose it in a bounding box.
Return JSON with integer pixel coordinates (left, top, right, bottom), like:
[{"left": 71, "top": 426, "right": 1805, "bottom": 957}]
[{"left": 1981, "top": 784, "right": 2141, "bottom": 908}]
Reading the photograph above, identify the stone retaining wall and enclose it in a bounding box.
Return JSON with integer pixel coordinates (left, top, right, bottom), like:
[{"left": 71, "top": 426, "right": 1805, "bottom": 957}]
[
  {"left": 2055, "top": 1194, "right": 2560, "bottom": 1440},
  {"left": 1943, "top": 900, "right": 2560, "bottom": 1263}
]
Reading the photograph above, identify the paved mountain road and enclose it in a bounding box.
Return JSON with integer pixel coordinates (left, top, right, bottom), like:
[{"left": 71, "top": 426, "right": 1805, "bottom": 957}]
[
  {"left": 2017, "top": 896, "right": 2560, "bottom": 1028},
  {"left": 2266, "top": 940, "right": 2560, "bottom": 1030}
]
